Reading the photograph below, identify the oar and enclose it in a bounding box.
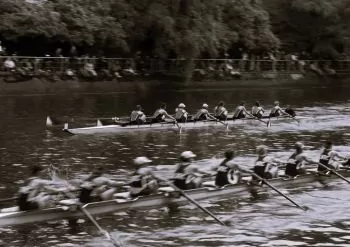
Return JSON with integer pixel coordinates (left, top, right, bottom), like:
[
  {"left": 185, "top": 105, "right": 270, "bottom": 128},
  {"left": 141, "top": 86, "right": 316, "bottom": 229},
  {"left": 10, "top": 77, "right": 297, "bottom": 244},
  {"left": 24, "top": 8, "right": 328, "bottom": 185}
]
[
  {"left": 317, "top": 163, "right": 350, "bottom": 184},
  {"left": 0, "top": 196, "right": 17, "bottom": 203},
  {"left": 249, "top": 171, "right": 308, "bottom": 211},
  {"left": 152, "top": 173, "right": 225, "bottom": 226}
]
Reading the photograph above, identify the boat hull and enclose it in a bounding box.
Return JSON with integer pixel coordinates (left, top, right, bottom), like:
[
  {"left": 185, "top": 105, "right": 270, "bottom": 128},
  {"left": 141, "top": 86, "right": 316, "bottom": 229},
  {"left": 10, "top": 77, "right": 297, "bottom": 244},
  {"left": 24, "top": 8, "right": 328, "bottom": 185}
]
[
  {"left": 0, "top": 169, "right": 347, "bottom": 227},
  {"left": 63, "top": 116, "right": 308, "bottom": 135}
]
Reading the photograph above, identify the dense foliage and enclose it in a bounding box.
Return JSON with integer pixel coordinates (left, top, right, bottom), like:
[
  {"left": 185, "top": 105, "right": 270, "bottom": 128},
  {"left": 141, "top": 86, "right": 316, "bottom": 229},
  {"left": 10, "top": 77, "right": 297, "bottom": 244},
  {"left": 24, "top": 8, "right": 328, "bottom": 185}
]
[{"left": 0, "top": 0, "right": 349, "bottom": 59}]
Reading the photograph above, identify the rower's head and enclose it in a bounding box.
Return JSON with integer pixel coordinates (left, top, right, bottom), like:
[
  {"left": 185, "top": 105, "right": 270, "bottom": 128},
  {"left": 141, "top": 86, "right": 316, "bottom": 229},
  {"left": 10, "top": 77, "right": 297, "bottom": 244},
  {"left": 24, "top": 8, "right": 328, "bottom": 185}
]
[
  {"left": 224, "top": 150, "right": 235, "bottom": 160},
  {"left": 218, "top": 101, "right": 224, "bottom": 106},
  {"left": 274, "top": 101, "right": 280, "bottom": 106},
  {"left": 325, "top": 141, "right": 333, "bottom": 150},
  {"left": 294, "top": 142, "right": 304, "bottom": 152},
  {"left": 202, "top": 103, "right": 209, "bottom": 109},
  {"left": 240, "top": 101, "right": 245, "bottom": 106},
  {"left": 136, "top": 105, "right": 142, "bottom": 110},
  {"left": 160, "top": 103, "right": 166, "bottom": 109},
  {"left": 134, "top": 156, "right": 152, "bottom": 166},
  {"left": 255, "top": 101, "right": 260, "bottom": 107},
  {"left": 180, "top": 151, "right": 196, "bottom": 162},
  {"left": 256, "top": 145, "right": 268, "bottom": 156},
  {"left": 30, "top": 165, "right": 43, "bottom": 176},
  {"left": 178, "top": 103, "right": 186, "bottom": 108}
]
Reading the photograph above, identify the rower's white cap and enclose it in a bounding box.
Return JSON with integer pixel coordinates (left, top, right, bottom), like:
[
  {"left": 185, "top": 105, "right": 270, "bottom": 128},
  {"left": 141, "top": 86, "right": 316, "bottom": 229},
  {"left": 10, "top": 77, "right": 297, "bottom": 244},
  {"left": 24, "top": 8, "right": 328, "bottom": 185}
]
[
  {"left": 178, "top": 103, "right": 186, "bottom": 108},
  {"left": 274, "top": 100, "right": 280, "bottom": 105},
  {"left": 202, "top": 103, "right": 208, "bottom": 108},
  {"left": 134, "top": 156, "right": 152, "bottom": 165},
  {"left": 295, "top": 142, "right": 304, "bottom": 149},
  {"left": 180, "top": 151, "right": 196, "bottom": 159},
  {"left": 256, "top": 145, "right": 268, "bottom": 155}
]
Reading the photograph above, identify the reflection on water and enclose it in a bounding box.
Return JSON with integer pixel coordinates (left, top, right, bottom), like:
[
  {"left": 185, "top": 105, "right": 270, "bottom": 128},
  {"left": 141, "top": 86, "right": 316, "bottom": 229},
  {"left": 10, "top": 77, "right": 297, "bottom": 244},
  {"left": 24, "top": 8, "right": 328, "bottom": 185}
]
[{"left": 1, "top": 82, "right": 350, "bottom": 246}]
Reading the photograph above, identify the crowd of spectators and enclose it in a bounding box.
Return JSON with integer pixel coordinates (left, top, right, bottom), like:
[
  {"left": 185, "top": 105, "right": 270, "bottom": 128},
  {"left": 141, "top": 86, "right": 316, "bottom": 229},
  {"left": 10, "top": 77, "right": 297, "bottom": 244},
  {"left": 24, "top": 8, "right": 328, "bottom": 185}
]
[{"left": 0, "top": 43, "right": 347, "bottom": 82}]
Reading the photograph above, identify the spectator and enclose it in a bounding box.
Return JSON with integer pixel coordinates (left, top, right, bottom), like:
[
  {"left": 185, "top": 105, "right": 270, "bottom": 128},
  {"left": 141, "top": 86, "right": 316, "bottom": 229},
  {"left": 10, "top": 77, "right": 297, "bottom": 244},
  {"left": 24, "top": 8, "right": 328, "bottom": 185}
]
[
  {"left": 4, "top": 57, "right": 16, "bottom": 71},
  {"left": 0, "top": 41, "right": 3, "bottom": 55},
  {"left": 83, "top": 60, "right": 97, "bottom": 77}
]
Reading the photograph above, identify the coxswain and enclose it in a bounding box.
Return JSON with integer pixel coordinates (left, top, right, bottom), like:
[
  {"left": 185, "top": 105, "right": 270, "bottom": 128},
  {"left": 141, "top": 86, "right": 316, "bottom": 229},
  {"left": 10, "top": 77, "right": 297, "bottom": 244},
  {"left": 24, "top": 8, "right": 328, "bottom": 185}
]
[
  {"left": 215, "top": 150, "right": 243, "bottom": 187},
  {"left": 129, "top": 157, "right": 158, "bottom": 198},
  {"left": 130, "top": 105, "right": 147, "bottom": 125},
  {"left": 79, "top": 166, "right": 121, "bottom": 203},
  {"left": 18, "top": 165, "right": 61, "bottom": 211},
  {"left": 152, "top": 103, "right": 176, "bottom": 123},
  {"left": 174, "top": 103, "right": 188, "bottom": 122},
  {"left": 318, "top": 141, "right": 348, "bottom": 173},
  {"left": 285, "top": 142, "right": 318, "bottom": 177},
  {"left": 251, "top": 101, "right": 265, "bottom": 118},
  {"left": 269, "top": 101, "right": 289, "bottom": 118},
  {"left": 214, "top": 101, "right": 228, "bottom": 120},
  {"left": 233, "top": 102, "right": 252, "bottom": 119},
  {"left": 173, "top": 151, "right": 202, "bottom": 190},
  {"left": 194, "top": 103, "right": 217, "bottom": 121},
  {"left": 253, "top": 145, "right": 280, "bottom": 180}
]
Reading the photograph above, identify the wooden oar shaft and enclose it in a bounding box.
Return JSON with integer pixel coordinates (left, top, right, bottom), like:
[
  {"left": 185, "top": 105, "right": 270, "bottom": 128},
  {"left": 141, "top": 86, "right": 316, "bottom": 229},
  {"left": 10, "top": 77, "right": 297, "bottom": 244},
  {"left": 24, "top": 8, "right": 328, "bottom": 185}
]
[
  {"left": 0, "top": 196, "right": 17, "bottom": 203},
  {"left": 317, "top": 163, "right": 350, "bottom": 184},
  {"left": 251, "top": 172, "right": 307, "bottom": 211}
]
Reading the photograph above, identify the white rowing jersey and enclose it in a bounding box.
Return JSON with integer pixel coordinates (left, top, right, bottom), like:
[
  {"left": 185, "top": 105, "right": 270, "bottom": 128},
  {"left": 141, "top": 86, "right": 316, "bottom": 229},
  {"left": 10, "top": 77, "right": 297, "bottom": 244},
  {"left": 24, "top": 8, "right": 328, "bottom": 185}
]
[
  {"left": 153, "top": 108, "right": 167, "bottom": 120},
  {"left": 251, "top": 106, "right": 264, "bottom": 116},
  {"left": 214, "top": 106, "right": 228, "bottom": 117},
  {"left": 130, "top": 110, "right": 146, "bottom": 122},
  {"left": 175, "top": 108, "right": 188, "bottom": 120},
  {"left": 270, "top": 105, "right": 283, "bottom": 116},
  {"left": 233, "top": 106, "right": 247, "bottom": 118},
  {"left": 194, "top": 108, "right": 209, "bottom": 120}
]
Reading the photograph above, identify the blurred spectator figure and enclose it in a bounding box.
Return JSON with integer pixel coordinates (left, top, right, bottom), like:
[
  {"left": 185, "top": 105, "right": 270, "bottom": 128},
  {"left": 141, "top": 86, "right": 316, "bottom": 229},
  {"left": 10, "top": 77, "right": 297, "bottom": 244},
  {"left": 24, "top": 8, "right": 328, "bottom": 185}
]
[
  {"left": 0, "top": 41, "right": 4, "bottom": 55},
  {"left": 83, "top": 60, "right": 97, "bottom": 77},
  {"left": 4, "top": 57, "right": 16, "bottom": 71},
  {"left": 96, "top": 57, "right": 112, "bottom": 79},
  {"left": 55, "top": 48, "right": 63, "bottom": 57},
  {"left": 111, "top": 61, "right": 122, "bottom": 78},
  {"left": 70, "top": 46, "right": 78, "bottom": 58}
]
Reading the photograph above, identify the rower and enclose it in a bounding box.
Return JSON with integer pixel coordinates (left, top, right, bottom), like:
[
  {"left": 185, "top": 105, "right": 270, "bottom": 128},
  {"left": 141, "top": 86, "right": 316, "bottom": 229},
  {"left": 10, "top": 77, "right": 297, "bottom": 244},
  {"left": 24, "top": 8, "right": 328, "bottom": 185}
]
[
  {"left": 129, "top": 157, "right": 158, "bottom": 198},
  {"left": 269, "top": 101, "right": 289, "bottom": 118},
  {"left": 18, "top": 165, "right": 61, "bottom": 211},
  {"left": 251, "top": 101, "right": 265, "bottom": 119},
  {"left": 173, "top": 151, "right": 202, "bottom": 190},
  {"left": 318, "top": 141, "right": 348, "bottom": 173},
  {"left": 79, "top": 166, "right": 120, "bottom": 204},
  {"left": 215, "top": 150, "right": 243, "bottom": 187},
  {"left": 214, "top": 101, "right": 228, "bottom": 120},
  {"left": 194, "top": 103, "right": 217, "bottom": 121},
  {"left": 233, "top": 102, "right": 251, "bottom": 119},
  {"left": 253, "top": 145, "right": 279, "bottom": 180},
  {"left": 152, "top": 103, "right": 177, "bottom": 123},
  {"left": 285, "top": 142, "right": 318, "bottom": 177},
  {"left": 175, "top": 103, "right": 188, "bottom": 122},
  {"left": 130, "top": 105, "right": 146, "bottom": 125}
]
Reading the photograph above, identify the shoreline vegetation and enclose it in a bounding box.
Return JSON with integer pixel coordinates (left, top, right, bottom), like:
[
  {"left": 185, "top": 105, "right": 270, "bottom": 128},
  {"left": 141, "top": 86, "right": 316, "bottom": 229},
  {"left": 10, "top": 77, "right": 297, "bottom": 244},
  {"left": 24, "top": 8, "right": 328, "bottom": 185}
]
[{"left": 1, "top": 0, "right": 350, "bottom": 91}]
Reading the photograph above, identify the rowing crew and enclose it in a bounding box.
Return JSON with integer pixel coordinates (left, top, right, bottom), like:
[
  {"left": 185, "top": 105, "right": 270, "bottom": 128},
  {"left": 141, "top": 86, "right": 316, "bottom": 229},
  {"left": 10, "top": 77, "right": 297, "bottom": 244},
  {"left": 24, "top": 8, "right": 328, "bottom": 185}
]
[
  {"left": 128, "top": 101, "right": 295, "bottom": 125},
  {"left": 16, "top": 141, "right": 348, "bottom": 211}
]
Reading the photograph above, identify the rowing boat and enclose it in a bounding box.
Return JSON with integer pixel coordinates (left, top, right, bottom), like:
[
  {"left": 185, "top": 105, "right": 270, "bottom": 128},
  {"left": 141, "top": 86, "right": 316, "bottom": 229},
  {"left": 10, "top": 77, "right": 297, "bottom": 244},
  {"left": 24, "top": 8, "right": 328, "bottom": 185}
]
[
  {"left": 61, "top": 115, "right": 308, "bottom": 135},
  {"left": 0, "top": 168, "right": 348, "bottom": 227}
]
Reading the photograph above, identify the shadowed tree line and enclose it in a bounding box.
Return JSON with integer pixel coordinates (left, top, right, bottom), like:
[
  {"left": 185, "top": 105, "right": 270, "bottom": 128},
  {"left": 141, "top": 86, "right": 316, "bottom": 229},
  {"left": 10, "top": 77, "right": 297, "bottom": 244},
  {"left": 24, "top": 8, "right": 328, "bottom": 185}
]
[{"left": 0, "top": 0, "right": 349, "bottom": 60}]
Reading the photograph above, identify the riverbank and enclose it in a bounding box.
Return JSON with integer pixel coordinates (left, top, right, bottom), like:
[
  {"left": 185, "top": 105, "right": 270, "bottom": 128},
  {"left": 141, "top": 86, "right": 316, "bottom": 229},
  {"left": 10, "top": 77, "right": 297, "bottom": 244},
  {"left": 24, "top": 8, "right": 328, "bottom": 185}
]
[{"left": 0, "top": 74, "right": 347, "bottom": 95}]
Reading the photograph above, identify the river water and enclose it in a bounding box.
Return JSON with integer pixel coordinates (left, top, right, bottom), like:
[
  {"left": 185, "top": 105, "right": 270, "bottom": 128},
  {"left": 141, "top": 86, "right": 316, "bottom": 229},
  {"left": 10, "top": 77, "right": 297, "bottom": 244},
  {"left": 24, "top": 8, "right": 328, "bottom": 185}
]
[{"left": 1, "top": 81, "right": 350, "bottom": 247}]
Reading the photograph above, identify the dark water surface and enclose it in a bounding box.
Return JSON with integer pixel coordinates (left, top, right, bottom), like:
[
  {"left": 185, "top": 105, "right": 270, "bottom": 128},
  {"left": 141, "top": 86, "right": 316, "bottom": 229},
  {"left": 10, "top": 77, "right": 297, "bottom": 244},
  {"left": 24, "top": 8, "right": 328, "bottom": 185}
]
[{"left": 0, "top": 81, "right": 350, "bottom": 247}]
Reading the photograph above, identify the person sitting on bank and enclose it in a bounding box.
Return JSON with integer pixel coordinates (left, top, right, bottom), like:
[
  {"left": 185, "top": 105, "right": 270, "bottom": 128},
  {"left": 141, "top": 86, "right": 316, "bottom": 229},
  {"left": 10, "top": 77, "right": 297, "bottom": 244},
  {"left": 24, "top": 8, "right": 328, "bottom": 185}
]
[
  {"left": 253, "top": 145, "right": 280, "bottom": 181},
  {"left": 18, "top": 165, "right": 62, "bottom": 211},
  {"left": 269, "top": 101, "right": 290, "bottom": 118},
  {"left": 285, "top": 142, "right": 318, "bottom": 177},
  {"left": 215, "top": 150, "right": 244, "bottom": 187},
  {"left": 130, "top": 105, "right": 147, "bottom": 125},
  {"left": 233, "top": 102, "right": 253, "bottom": 119},
  {"left": 153, "top": 103, "right": 177, "bottom": 123},
  {"left": 174, "top": 103, "right": 188, "bottom": 122},
  {"left": 79, "top": 166, "right": 121, "bottom": 204},
  {"left": 251, "top": 101, "right": 265, "bottom": 118},
  {"left": 214, "top": 101, "right": 228, "bottom": 120},
  {"left": 173, "top": 151, "right": 202, "bottom": 190},
  {"left": 318, "top": 141, "right": 348, "bottom": 173},
  {"left": 129, "top": 157, "right": 158, "bottom": 198},
  {"left": 194, "top": 103, "right": 217, "bottom": 121}
]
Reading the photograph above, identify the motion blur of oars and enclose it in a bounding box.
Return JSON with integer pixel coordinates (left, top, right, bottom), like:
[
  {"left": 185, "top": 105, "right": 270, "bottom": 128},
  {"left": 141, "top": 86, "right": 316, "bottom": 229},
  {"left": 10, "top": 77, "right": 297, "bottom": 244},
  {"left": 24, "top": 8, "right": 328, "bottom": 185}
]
[
  {"left": 152, "top": 172, "right": 226, "bottom": 226},
  {"left": 0, "top": 196, "right": 17, "bottom": 204},
  {"left": 317, "top": 163, "right": 350, "bottom": 184},
  {"left": 248, "top": 171, "right": 308, "bottom": 211}
]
